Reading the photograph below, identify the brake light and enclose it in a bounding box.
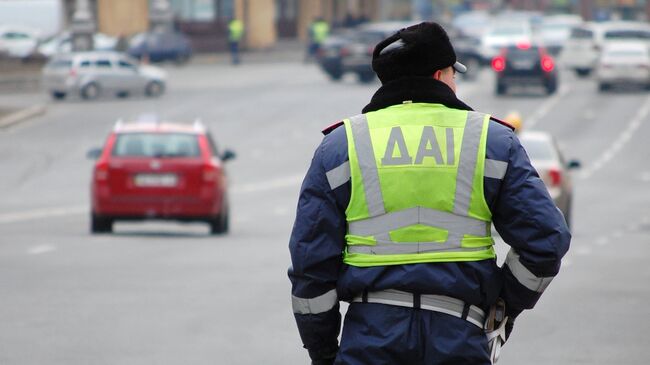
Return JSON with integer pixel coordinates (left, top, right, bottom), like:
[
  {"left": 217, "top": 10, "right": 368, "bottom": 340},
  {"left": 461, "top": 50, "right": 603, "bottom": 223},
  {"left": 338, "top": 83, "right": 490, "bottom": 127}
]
[
  {"left": 94, "top": 162, "right": 109, "bottom": 181},
  {"left": 491, "top": 56, "right": 506, "bottom": 72},
  {"left": 202, "top": 163, "right": 219, "bottom": 182},
  {"left": 548, "top": 168, "right": 562, "bottom": 186},
  {"left": 516, "top": 42, "right": 531, "bottom": 50},
  {"left": 541, "top": 55, "right": 554, "bottom": 72}
]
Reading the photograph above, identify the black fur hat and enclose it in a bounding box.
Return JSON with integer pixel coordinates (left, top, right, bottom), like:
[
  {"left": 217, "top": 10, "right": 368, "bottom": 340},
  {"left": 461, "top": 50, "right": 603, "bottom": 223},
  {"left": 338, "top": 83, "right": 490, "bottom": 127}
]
[{"left": 372, "top": 22, "right": 465, "bottom": 84}]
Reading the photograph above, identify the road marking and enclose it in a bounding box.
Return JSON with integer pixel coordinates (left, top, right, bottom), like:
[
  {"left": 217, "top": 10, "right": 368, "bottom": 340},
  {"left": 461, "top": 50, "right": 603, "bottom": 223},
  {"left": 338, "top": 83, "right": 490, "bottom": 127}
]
[
  {"left": 595, "top": 237, "right": 609, "bottom": 246},
  {"left": 27, "top": 244, "right": 56, "bottom": 255},
  {"left": 0, "top": 205, "right": 87, "bottom": 224},
  {"left": 580, "top": 95, "right": 650, "bottom": 179},
  {"left": 526, "top": 83, "right": 571, "bottom": 129},
  {"left": 574, "top": 246, "right": 592, "bottom": 256}
]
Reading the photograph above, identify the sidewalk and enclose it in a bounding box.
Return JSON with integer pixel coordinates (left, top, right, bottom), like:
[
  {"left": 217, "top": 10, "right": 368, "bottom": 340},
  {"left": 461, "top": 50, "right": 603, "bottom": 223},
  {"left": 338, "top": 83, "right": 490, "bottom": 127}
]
[{"left": 191, "top": 39, "right": 306, "bottom": 65}]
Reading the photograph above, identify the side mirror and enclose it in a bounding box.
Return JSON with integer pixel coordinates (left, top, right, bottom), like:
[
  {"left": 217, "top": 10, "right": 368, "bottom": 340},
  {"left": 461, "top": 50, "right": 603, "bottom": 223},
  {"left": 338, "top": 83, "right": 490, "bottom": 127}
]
[
  {"left": 86, "top": 148, "right": 102, "bottom": 160},
  {"left": 567, "top": 159, "right": 581, "bottom": 169},
  {"left": 222, "top": 149, "right": 236, "bottom": 162}
]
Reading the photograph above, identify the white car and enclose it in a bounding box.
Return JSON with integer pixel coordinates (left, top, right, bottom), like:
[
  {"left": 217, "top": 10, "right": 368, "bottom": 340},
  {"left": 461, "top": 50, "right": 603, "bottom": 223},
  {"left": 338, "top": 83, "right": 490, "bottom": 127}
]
[
  {"left": 596, "top": 41, "right": 650, "bottom": 91},
  {"left": 539, "top": 14, "right": 583, "bottom": 55},
  {"left": 0, "top": 26, "right": 39, "bottom": 58},
  {"left": 37, "top": 32, "right": 117, "bottom": 58},
  {"left": 561, "top": 21, "right": 650, "bottom": 77},
  {"left": 42, "top": 51, "right": 166, "bottom": 100},
  {"left": 479, "top": 21, "right": 534, "bottom": 61}
]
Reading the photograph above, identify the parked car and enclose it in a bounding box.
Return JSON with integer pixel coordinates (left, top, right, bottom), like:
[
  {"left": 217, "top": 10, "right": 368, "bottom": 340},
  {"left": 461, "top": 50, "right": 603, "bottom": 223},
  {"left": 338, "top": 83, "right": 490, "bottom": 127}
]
[
  {"left": 0, "top": 26, "right": 39, "bottom": 59},
  {"left": 127, "top": 30, "right": 192, "bottom": 64},
  {"left": 88, "top": 120, "right": 235, "bottom": 234},
  {"left": 519, "top": 131, "right": 580, "bottom": 228},
  {"left": 596, "top": 41, "right": 650, "bottom": 91},
  {"left": 37, "top": 32, "right": 117, "bottom": 58},
  {"left": 561, "top": 21, "right": 650, "bottom": 77},
  {"left": 491, "top": 43, "right": 558, "bottom": 95},
  {"left": 317, "top": 21, "right": 414, "bottom": 83},
  {"left": 42, "top": 51, "right": 166, "bottom": 100}
]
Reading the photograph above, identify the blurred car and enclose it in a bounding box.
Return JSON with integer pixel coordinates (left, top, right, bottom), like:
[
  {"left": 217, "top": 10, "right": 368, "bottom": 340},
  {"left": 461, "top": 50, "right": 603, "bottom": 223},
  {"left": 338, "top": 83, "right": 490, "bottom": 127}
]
[
  {"left": 42, "top": 51, "right": 166, "bottom": 100},
  {"left": 479, "top": 21, "right": 535, "bottom": 62},
  {"left": 596, "top": 41, "right": 650, "bottom": 91},
  {"left": 88, "top": 120, "right": 235, "bottom": 234},
  {"left": 519, "top": 131, "right": 580, "bottom": 228},
  {"left": 539, "top": 14, "right": 583, "bottom": 55},
  {"left": 317, "top": 21, "right": 414, "bottom": 83},
  {"left": 0, "top": 26, "right": 39, "bottom": 58},
  {"left": 37, "top": 32, "right": 117, "bottom": 58},
  {"left": 491, "top": 43, "right": 557, "bottom": 95},
  {"left": 561, "top": 21, "right": 650, "bottom": 77},
  {"left": 452, "top": 10, "right": 492, "bottom": 39},
  {"left": 127, "top": 30, "right": 192, "bottom": 64}
]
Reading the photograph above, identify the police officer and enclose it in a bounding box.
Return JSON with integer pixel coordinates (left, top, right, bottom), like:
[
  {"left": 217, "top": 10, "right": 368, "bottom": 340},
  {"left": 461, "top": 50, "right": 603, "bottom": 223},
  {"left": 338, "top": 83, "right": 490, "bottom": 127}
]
[
  {"left": 289, "top": 22, "right": 570, "bottom": 365},
  {"left": 306, "top": 17, "right": 330, "bottom": 62},
  {"left": 228, "top": 18, "right": 244, "bottom": 65}
]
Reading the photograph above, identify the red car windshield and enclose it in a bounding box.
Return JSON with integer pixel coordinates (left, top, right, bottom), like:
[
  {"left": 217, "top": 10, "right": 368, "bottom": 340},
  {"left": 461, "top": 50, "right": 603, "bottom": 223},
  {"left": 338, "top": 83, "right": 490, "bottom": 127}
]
[{"left": 112, "top": 133, "right": 200, "bottom": 158}]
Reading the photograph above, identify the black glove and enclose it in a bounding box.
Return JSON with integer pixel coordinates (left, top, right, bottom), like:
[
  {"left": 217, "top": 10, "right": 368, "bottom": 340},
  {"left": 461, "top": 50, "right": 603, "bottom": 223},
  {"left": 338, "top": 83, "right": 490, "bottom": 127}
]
[
  {"left": 309, "top": 347, "right": 337, "bottom": 365},
  {"left": 504, "top": 317, "right": 515, "bottom": 342}
]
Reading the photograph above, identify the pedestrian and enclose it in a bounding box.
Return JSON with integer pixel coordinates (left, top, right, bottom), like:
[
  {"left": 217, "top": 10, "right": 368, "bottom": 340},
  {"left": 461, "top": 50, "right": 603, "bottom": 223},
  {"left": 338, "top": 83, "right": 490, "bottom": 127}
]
[
  {"left": 288, "top": 22, "right": 570, "bottom": 365},
  {"left": 305, "top": 17, "right": 329, "bottom": 62},
  {"left": 228, "top": 17, "right": 244, "bottom": 65}
]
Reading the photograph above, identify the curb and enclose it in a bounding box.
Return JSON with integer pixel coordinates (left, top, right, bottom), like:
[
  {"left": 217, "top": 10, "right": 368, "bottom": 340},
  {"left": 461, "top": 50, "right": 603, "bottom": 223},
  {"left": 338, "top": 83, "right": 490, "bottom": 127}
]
[{"left": 0, "top": 104, "right": 47, "bottom": 129}]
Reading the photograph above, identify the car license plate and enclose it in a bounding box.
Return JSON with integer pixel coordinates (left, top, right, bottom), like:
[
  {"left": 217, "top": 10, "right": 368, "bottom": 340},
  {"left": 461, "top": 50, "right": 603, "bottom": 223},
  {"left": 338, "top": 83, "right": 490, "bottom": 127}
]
[
  {"left": 512, "top": 60, "right": 534, "bottom": 70},
  {"left": 134, "top": 173, "right": 178, "bottom": 187}
]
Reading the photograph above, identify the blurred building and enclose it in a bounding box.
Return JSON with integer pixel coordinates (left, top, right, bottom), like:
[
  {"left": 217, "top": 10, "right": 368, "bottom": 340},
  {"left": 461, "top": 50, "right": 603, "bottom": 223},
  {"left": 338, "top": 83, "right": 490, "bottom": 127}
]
[{"left": 58, "top": 0, "right": 650, "bottom": 52}]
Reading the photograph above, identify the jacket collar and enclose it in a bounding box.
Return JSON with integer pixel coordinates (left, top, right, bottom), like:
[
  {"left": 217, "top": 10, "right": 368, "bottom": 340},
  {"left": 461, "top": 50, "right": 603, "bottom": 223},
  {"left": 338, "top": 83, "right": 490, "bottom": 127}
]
[{"left": 362, "top": 76, "right": 474, "bottom": 114}]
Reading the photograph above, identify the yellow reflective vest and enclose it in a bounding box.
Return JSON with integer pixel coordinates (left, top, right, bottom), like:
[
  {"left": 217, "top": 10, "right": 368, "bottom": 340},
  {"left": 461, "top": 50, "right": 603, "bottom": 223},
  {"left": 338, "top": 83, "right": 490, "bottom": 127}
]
[
  {"left": 229, "top": 19, "right": 244, "bottom": 42},
  {"left": 343, "top": 103, "right": 495, "bottom": 267}
]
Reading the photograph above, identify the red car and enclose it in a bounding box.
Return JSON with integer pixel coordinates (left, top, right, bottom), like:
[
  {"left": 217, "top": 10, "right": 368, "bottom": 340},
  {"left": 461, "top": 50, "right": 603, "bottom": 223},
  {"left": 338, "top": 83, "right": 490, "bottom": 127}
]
[{"left": 88, "top": 120, "right": 235, "bottom": 234}]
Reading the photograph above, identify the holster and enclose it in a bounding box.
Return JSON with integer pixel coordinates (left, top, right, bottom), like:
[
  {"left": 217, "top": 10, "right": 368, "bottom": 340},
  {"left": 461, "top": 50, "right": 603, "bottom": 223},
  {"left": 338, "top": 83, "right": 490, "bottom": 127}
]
[{"left": 484, "top": 298, "right": 508, "bottom": 364}]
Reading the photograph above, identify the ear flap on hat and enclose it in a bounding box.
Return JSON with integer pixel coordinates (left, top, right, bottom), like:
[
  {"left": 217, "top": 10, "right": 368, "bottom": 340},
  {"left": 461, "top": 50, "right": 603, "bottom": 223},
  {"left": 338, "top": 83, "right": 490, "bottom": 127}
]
[{"left": 372, "top": 32, "right": 402, "bottom": 60}]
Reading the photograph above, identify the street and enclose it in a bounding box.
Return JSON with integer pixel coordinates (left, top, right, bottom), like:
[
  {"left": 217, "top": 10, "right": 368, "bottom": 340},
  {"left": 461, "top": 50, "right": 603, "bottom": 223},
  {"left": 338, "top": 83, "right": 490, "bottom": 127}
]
[{"left": 1, "top": 59, "right": 649, "bottom": 364}]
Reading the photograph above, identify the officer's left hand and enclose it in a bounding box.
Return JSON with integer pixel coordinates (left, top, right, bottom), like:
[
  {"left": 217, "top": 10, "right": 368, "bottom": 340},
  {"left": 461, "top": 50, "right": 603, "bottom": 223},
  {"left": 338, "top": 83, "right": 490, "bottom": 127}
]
[{"left": 311, "top": 358, "right": 335, "bottom": 365}]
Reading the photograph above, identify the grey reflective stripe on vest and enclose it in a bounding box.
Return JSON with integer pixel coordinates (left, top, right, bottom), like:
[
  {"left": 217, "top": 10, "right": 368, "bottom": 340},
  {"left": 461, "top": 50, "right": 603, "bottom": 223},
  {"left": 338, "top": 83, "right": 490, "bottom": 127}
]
[
  {"left": 348, "top": 206, "right": 488, "bottom": 237},
  {"left": 352, "top": 289, "right": 485, "bottom": 328},
  {"left": 347, "top": 242, "right": 491, "bottom": 254},
  {"left": 484, "top": 159, "right": 508, "bottom": 180},
  {"left": 505, "top": 249, "right": 554, "bottom": 293},
  {"left": 347, "top": 112, "right": 490, "bottom": 254},
  {"left": 326, "top": 160, "right": 351, "bottom": 190},
  {"left": 349, "top": 114, "right": 385, "bottom": 216},
  {"left": 292, "top": 289, "right": 338, "bottom": 315},
  {"left": 453, "top": 111, "right": 485, "bottom": 216}
]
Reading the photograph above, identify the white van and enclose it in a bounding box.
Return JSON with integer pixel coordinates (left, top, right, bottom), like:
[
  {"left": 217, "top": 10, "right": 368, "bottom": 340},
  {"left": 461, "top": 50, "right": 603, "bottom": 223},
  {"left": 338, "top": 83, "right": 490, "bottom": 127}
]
[{"left": 561, "top": 21, "right": 650, "bottom": 77}]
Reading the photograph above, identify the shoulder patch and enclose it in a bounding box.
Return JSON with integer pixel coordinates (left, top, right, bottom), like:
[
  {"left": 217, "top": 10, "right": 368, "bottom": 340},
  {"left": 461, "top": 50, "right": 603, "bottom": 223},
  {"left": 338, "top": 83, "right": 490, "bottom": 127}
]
[
  {"left": 322, "top": 120, "right": 344, "bottom": 135},
  {"left": 490, "top": 116, "right": 515, "bottom": 131}
]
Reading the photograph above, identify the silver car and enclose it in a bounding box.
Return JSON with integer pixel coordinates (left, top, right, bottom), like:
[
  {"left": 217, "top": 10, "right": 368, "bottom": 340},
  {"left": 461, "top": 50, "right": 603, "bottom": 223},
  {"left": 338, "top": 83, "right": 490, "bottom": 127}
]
[
  {"left": 42, "top": 51, "right": 166, "bottom": 100},
  {"left": 596, "top": 41, "right": 650, "bottom": 91},
  {"left": 519, "top": 131, "right": 581, "bottom": 228}
]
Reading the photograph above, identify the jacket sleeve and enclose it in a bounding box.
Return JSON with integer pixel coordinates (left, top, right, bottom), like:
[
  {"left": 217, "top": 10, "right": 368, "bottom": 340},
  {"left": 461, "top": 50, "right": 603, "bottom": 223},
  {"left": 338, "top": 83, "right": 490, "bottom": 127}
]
[
  {"left": 492, "top": 133, "right": 571, "bottom": 319},
  {"left": 288, "top": 138, "right": 347, "bottom": 362}
]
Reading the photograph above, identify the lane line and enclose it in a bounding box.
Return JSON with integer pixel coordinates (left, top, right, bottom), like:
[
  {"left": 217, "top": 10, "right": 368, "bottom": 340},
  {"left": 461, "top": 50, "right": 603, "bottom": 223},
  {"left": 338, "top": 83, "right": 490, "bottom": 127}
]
[
  {"left": 27, "top": 244, "right": 56, "bottom": 255},
  {"left": 0, "top": 205, "right": 87, "bottom": 224},
  {"left": 525, "top": 83, "right": 571, "bottom": 129},
  {"left": 580, "top": 95, "right": 650, "bottom": 179},
  {"left": 231, "top": 174, "right": 303, "bottom": 194}
]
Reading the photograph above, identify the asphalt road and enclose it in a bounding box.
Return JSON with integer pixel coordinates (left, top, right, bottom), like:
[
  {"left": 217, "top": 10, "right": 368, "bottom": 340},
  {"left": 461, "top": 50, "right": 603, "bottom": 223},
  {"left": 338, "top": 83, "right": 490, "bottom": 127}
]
[{"left": 0, "top": 60, "right": 649, "bottom": 365}]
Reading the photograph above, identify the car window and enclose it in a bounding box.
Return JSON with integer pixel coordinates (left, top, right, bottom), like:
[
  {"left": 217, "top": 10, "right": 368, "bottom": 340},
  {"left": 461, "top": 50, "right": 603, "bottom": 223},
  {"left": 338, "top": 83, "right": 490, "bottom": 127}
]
[
  {"left": 79, "top": 60, "right": 91, "bottom": 67},
  {"left": 112, "top": 133, "right": 201, "bottom": 158},
  {"left": 95, "top": 59, "right": 112, "bottom": 68},
  {"left": 206, "top": 134, "right": 219, "bottom": 156},
  {"left": 47, "top": 59, "right": 73, "bottom": 69},
  {"left": 118, "top": 60, "right": 137, "bottom": 70},
  {"left": 2, "top": 32, "right": 30, "bottom": 40},
  {"left": 520, "top": 137, "right": 556, "bottom": 161},
  {"left": 570, "top": 27, "right": 593, "bottom": 39},
  {"left": 604, "top": 29, "right": 650, "bottom": 40}
]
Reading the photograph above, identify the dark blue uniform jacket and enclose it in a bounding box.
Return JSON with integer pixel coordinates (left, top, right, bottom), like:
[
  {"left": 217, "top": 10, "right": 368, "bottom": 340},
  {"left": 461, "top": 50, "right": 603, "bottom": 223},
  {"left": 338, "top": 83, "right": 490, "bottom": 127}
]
[{"left": 288, "top": 77, "right": 571, "bottom": 361}]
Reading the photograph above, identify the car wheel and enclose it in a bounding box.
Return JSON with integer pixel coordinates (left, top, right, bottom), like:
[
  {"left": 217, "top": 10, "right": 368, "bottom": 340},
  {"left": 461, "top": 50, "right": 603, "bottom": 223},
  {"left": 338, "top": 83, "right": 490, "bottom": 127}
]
[
  {"left": 81, "top": 82, "right": 100, "bottom": 100},
  {"left": 51, "top": 91, "right": 66, "bottom": 100},
  {"left": 598, "top": 83, "right": 610, "bottom": 92},
  {"left": 91, "top": 213, "right": 113, "bottom": 234},
  {"left": 145, "top": 81, "right": 164, "bottom": 97},
  {"left": 174, "top": 53, "right": 190, "bottom": 65},
  {"left": 209, "top": 204, "right": 229, "bottom": 235},
  {"left": 496, "top": 81, "right": 507, "bottom": 95},
  {"left": 116, "top": 91, "right": 130, "bottom": 98},
  {"left": 327, "top": 70, "right": 343, "bottom": 81},
  {"left": 575, "top": 68, "right": 591, "bottom": 77},
  {"left": 545, "top": 81, "right": 557, "bottom": 95}
]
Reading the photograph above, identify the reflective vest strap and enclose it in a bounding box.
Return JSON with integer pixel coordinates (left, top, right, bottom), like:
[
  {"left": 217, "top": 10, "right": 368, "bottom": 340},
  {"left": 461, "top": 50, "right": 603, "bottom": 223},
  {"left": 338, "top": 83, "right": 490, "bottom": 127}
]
[
  {"left": 349, "top": 114, "right": 385, "bottom": 217},
  {"left": 453, "top": 111, "right": 486, "bottom": 216},
  {"left": 291, "top": 289, "right": 338, "bottom": 315},
  {"left": 505, "top": 249, "right": 554, "bottom": 293},
  {"left": 347, "top": 242, "right": 491, "bottom": 255},
  {"left": 348, "top": 206, "right": 489, "bottom": 237}
]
